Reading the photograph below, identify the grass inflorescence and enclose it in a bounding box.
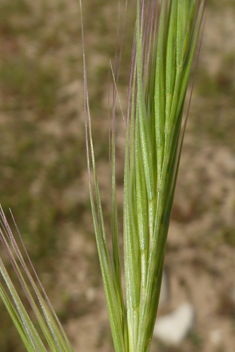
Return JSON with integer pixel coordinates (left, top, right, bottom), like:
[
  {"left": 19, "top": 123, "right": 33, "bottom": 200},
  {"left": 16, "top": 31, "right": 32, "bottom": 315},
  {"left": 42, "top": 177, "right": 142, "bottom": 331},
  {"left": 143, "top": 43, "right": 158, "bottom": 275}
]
[
  {"left": 0, "top": 1, "right": 206, "bottom": 351},
  {"left": 84, "top": 1, "right": 206, "bottom": 352}
]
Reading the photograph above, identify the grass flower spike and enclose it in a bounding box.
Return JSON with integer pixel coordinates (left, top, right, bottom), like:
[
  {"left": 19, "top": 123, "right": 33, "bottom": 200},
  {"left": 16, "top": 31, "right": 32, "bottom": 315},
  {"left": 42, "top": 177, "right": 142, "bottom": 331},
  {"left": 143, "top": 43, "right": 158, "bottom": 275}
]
[
  {"left": 0, "top": 1, "right": 206, "bottom": 351},
  {"left": 0, "top": 207, "right": 74, "bottom": 352},
  {"left": 84, "top": 1, "right": 206, "bottom": 352}
]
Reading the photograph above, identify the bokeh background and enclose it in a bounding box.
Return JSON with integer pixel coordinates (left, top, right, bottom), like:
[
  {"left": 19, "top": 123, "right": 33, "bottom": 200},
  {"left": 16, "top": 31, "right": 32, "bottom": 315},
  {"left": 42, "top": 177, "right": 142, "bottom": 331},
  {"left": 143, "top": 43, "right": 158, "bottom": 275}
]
[{"left": 1, "top": 0, "right": 235, "bottom": 351}]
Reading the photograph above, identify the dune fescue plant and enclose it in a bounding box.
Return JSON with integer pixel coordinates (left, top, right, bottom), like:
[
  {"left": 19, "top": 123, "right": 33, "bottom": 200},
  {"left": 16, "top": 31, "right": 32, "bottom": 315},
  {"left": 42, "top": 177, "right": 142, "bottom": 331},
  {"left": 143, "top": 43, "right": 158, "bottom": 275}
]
[
  {"left": 83, "top": 1, "right": 206, "bottom": 352},
  {"left": 0, "top": 0, "right": 205, "bottom": 352},
  {"left": 0, "top": 207, "right": 74, "bottom": 352}
]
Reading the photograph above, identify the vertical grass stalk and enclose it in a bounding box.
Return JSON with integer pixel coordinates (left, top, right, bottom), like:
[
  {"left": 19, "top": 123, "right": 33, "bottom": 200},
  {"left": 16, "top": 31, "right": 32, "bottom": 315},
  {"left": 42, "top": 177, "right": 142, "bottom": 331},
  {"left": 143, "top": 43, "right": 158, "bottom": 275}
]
[
  {"left": 84, "top": 1, "right": 206, "bottom": 352},
  {"left": 0, "top": 1, "right": 206, "bottom": 352}
]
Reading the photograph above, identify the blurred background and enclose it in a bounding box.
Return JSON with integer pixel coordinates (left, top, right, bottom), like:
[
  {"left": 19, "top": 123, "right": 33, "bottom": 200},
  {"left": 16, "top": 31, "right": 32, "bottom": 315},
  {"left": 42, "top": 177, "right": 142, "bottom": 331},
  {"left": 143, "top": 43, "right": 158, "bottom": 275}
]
[{"left": 0, "top": 0, "right": 235, "bottom": 351}]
